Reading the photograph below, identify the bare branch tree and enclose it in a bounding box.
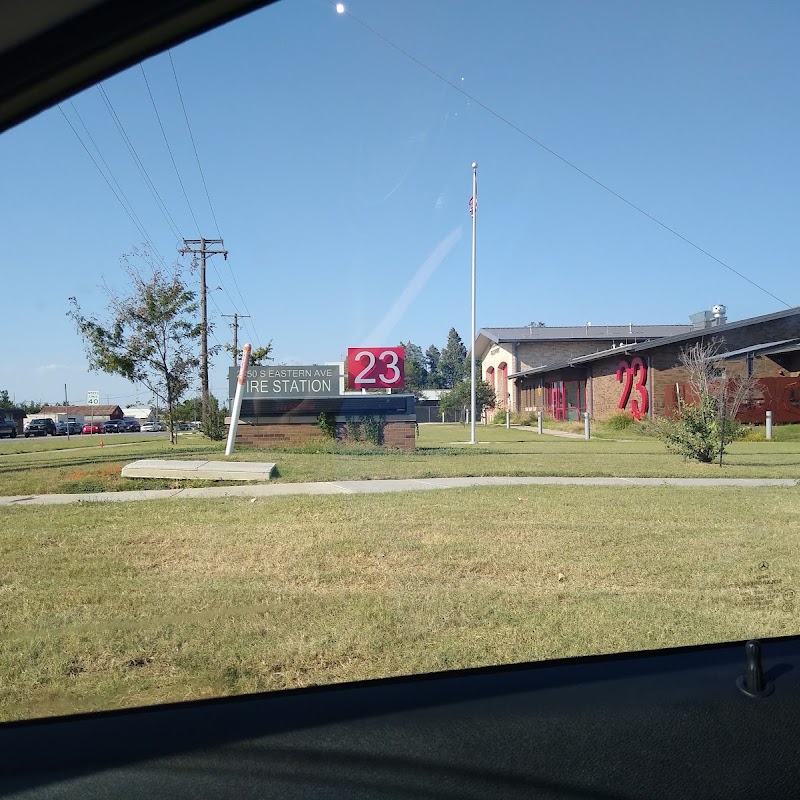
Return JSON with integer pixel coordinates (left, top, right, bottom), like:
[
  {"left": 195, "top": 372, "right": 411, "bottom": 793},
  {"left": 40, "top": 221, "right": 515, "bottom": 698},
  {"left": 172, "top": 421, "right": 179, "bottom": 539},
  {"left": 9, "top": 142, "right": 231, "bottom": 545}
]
[{"left": 653, "top": 337, "right": 761, "bottom": 464}]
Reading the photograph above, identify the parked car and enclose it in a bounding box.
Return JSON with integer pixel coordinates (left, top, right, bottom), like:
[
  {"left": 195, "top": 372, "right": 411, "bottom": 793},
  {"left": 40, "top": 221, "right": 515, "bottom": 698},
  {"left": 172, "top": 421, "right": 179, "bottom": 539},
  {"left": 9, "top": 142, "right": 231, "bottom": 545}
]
[
  {"left": 103, "top": 420, "right": 124, "bottom": 433},
  {"left": 24, "top": 418, "right": 57, "bottom": 437},
  {"left": 120, "top": 417, "right": 141, "bottom": 432},
  {"left": 55, "top": 422, "right": 69, "bottom": 435},
  {"left": 0, "top": 414, "right": 17, "bottom": 439},
  {"left": 82, "top": 422, "right": 104, "bottom": 434},
  {"left": 177, "top": 422, "right": 194, "bottom": 431},
  {"left": 141, "top": 421, "right": 164, "bottom": 432},
  {"left": 67, "top": 421, "right": 83, "bottom": 435}
]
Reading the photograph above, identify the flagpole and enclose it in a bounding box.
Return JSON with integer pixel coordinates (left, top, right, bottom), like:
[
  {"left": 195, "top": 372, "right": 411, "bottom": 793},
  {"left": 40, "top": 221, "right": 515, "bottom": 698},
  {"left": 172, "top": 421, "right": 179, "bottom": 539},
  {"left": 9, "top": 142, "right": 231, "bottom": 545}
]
[{"left": 470, "top": 161, "right": 478, "bottom": 445}]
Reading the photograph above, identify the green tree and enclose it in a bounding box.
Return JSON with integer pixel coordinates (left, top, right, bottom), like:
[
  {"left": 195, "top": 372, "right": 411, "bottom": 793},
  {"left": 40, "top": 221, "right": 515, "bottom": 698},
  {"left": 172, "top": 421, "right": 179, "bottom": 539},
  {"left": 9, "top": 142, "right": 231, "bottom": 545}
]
[
  {"left": 68, "top": 258, "right": 201, "bottom": 444},
  {"left": 425, "top": 345, "right": 442, "bottom": 387},
  {"left": 227, "top": 340, "right": 273, "bottom": 367},
  {"left": 400, "top": 341, "right": 427, "bottom": 390},
  {"left": 439, "top": 328, "right": 468, "bottom": 388},
  {"left": 439, "top": 379, "right": 496, "bottom": 420},
  {"left": 0, "top": 391, "right": 45, "bottom": 412},
  {"left": 174, "top": 396, "right": 202, "bottom": 422}
]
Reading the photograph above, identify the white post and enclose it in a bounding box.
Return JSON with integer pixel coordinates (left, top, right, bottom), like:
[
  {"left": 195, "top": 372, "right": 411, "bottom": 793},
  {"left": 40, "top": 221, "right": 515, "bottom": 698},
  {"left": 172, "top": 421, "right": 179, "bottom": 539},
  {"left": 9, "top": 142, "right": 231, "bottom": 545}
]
[
  {"left": 584, "top": 411, "right": 590, "bottom": 440},
  {"left": 225, "top": 343, "right": 251, "bottom": 456},
  {"left": 766, "top": 410, "right": 773, "bottom": 440},
  {"left": 469, "top": 161, "right": 478, "bottom": 445},
  {"left": 537, "top": 410, "right": 543, "bottom": 434},
  {"left": 506, "top": 395, "right": 510, "bottom": 429}
]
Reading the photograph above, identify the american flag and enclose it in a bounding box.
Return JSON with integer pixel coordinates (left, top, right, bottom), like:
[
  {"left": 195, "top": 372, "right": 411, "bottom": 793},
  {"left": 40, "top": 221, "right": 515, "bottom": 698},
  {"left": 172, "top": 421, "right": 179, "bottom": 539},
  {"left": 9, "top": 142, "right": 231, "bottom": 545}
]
[{"left": 469, "top": 195, "right": 477, "bottom": 216}]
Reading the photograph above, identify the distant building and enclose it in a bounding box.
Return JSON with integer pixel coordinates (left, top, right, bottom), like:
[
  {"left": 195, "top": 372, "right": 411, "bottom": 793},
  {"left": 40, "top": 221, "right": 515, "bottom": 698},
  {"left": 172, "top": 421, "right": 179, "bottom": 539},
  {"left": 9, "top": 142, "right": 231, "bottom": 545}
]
[
  {"left": 121, "top": 407, "right": 156, "bottom": 422},
  {"left": 37, "top": 405, "right": 124, "bottom": 425}
]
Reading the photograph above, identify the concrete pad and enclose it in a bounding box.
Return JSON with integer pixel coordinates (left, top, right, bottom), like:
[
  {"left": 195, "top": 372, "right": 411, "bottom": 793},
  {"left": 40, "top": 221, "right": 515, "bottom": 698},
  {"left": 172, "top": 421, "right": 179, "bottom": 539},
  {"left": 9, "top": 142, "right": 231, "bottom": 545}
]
[{"left": 121, "top": 459, "right": 276, "bottom": 481}]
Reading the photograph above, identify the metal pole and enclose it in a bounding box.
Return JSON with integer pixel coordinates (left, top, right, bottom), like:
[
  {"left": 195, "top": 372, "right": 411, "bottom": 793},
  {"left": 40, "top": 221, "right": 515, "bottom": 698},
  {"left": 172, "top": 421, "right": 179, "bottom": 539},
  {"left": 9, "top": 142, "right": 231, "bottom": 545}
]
[
  {"left": 584, "top": 411, "right": 590, "bottom": 440},
  {"left": 232, "top": 313, "right": 238, "bottom": 367},
  {"left": 766, "top": 410, "right": 773, "bottom": 440},
  {"left": 469, "top": 161, "right": 478, "bottom": 445},
  {"left": 506, "top": 393, "right": 510, "bottom": 429},
  {"left": 537, "top": 410, "right": 543, "bottom": 435},
  {"left": 64, "top": 384, "right": 69, "bottom": 441}
]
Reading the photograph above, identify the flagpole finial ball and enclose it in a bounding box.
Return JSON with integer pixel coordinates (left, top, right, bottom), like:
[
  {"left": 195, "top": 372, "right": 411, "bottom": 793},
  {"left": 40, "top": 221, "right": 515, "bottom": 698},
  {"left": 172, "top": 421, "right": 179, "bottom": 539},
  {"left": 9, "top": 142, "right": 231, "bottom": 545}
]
[{"left": 472, "top": 162, "right": 478, "bottom": 169}]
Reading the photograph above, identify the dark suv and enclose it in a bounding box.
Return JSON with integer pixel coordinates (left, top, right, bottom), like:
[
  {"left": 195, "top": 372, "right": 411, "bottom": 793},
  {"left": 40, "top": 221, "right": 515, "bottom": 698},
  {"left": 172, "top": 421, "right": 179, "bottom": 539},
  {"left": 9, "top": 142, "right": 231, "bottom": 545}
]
[
  {"left": 120, "top": 417, "right": 141, "bottom": 432},
  {"left": 24, "top": 418, "right": 57, "bottom": 437},
  {"left": 0, "top": 414, "right": 17, "bottom": 439}
]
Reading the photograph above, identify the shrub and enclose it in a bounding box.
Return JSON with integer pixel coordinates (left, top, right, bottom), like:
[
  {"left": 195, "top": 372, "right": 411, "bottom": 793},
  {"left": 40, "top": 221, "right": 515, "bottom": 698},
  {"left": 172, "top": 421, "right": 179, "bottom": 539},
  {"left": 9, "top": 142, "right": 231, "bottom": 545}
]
[
  {"left": 317, "top": 411, "right": 337, "bottom": 440},
  {"left": 605, "top": 412, "right": 636, "bottom": 431},
  {"left": 359, "top": 415, "right": 385, "bottom": 445},
  {"left": 651, "top": 395, "right": 744, "bottom": 463},
  {"left": 345, "top": 417, "right": 361, "bottom": 442}
]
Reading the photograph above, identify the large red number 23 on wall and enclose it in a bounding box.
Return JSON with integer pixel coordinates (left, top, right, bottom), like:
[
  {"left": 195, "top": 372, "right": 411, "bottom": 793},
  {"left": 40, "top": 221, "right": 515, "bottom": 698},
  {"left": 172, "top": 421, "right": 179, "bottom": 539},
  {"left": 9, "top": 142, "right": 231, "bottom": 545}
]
[{"left": 616, "top": 357, "right": 649, "bottom": 419}]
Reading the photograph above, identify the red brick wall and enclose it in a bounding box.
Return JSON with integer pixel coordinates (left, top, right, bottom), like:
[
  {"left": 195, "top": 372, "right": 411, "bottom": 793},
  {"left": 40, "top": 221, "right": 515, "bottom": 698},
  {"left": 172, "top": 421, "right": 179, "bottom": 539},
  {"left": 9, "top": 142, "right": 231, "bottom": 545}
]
[
  {"left": 234, "top": 420, "right": 416, "bottom": 451},
  {"left": 591, "top": 334, "right": 792, "bottom": 420}
]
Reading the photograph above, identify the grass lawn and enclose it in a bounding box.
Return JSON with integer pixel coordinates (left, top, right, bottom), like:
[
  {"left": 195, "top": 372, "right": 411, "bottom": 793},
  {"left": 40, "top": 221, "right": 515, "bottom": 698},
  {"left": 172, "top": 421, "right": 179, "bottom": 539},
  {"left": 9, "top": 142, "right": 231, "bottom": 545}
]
[
  {"left": 1, "top": 485, "right": 798, "bottom": 722},
  {"left": 1, "top": 424, "right": 800, "bottom": 495}
]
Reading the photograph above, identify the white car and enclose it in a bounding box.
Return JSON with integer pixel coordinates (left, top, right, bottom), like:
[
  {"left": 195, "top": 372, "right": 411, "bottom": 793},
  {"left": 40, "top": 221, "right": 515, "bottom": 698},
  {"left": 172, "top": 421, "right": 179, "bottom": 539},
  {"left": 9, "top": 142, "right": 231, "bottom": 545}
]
[{"left": 141, "top": 422, "right": 164, "bottom": 432}]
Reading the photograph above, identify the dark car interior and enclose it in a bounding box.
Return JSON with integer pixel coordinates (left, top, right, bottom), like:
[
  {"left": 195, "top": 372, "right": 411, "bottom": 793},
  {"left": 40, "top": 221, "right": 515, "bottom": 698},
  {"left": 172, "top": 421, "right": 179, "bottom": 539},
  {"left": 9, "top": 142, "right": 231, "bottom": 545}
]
[{"left": 2, "top": 2, "right": 799, "bottom": 798}]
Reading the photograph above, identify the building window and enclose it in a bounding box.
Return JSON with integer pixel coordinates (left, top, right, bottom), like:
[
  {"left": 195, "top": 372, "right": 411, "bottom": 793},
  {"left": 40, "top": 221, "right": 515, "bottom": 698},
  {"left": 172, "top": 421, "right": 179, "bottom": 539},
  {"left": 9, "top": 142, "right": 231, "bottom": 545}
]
[
  {"left": 545, "top": 379, "right": 586, "bottom": 421},
  {"left": 498, "top": 363, "right": 508, "bottom": 409}
]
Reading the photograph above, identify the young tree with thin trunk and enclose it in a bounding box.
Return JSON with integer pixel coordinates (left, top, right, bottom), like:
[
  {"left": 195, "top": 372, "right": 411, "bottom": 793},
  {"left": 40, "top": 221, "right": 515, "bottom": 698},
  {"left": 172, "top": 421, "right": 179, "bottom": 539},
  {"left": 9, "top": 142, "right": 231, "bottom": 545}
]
[
  {"left": 68, "top": 256, "right": 201, "bottom": 444},
  {"left": 651, "top": 338, "right": 760, "bottom": 464}
]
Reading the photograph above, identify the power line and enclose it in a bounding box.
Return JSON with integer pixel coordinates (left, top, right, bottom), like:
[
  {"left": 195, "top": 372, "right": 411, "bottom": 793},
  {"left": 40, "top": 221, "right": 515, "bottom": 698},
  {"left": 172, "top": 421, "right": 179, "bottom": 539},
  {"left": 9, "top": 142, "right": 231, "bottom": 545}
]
[
  {"left": 140, "top": 62, "right": 203, "bottom": 236},
  {"left": 67, "top": 100, "right": 164, "bottom": 261},
  {"left": 168, "top": 50, "right": 265, "bottom": 350},
  {"left": 97, "top": 84, "right": 184, "bottom": 244},
  {"left": 332, "top": 1, "right": 794, "bottom": 310},
  {"left": 58, "top": 105, "right": 167, "bottom": 265},
  {"left": 168, "top": 51, "right": 222, "bottom": 235}
]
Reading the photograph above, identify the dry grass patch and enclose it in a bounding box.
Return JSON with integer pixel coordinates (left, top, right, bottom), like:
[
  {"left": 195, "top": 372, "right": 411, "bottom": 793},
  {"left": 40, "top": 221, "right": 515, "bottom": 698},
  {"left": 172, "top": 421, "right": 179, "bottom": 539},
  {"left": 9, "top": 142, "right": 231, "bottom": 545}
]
[{"left": 1, "top": 484, "right": 798, "bottom": 722}]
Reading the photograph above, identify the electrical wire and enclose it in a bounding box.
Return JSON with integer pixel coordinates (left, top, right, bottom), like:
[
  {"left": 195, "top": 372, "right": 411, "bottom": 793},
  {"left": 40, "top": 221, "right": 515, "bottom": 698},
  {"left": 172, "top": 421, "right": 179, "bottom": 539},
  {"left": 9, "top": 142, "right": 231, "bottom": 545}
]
[
  {"left": 58, "top": 105, "right": 168, "bottom": 267},
  {"left": 97, "top": 84, "right": 184, "bottom": 245},
  {"left": 168, "top": 50, "right": 265, "bottom": 350},
  {"left": 331, "top": 1, "right": 794, "bottom": 310},
  {"left": 140, "top": 62, "right": 203, "bottom": 236}
]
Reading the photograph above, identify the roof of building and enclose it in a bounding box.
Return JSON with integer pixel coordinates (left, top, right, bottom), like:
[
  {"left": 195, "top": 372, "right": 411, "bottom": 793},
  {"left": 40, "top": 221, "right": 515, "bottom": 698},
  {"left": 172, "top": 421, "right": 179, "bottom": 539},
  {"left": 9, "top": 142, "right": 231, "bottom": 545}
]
[
  {"left": 121, "top": 407, "right": 154, "bottom": 419},
  {"left": 39, "top": 405, "right": 123, "bottom": 416},
  {"left": 476, "top": 324, "right": 692, "bottom": 360},
  {"left": 509, "top": 307, "right": 800, "bottom": 379},
  {"left": 714, "top": 338, "right": 800, "bottom": 361},
  {"left": 481, "top": 324, "right": 692, "bottom": 343}
]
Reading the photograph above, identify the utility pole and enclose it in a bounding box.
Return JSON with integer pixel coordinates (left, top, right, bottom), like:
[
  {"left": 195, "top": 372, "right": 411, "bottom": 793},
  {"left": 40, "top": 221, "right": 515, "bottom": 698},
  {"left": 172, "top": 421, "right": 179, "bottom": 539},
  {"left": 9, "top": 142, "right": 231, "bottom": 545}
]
[
  {"left": 179, "top": 238, "right": 228, "bottom": 428},
  {"left": 222, "top": 313, "right": 251, "bottom": 367}
]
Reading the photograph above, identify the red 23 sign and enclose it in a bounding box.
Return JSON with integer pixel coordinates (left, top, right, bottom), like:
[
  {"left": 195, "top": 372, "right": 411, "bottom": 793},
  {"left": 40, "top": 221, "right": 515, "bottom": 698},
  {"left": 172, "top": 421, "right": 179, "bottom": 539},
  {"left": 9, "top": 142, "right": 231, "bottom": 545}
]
[{"left": 616, "top": 357, "right": 649, "bottom": 419}]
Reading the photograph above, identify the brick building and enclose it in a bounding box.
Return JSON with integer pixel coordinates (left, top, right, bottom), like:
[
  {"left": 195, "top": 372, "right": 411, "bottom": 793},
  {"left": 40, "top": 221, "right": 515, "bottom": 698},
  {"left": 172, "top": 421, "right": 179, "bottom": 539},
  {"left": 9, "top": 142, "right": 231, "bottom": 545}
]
[
  {"left": 475, "top": 322, "right": 691, "bottom": 420},
  {"left": 498, "top": 307, "right": 800, "bottom": 423},
  {"left": 37, "top": 405, "right": 124, "bottom": 425}
]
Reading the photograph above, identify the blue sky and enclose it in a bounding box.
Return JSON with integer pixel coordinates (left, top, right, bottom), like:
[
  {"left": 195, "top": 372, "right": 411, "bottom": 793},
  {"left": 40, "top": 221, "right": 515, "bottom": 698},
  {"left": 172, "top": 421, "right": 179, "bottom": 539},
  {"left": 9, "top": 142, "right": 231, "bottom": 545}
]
[{"left": 1, "top": 0, "right": 798, "bottom": 404}]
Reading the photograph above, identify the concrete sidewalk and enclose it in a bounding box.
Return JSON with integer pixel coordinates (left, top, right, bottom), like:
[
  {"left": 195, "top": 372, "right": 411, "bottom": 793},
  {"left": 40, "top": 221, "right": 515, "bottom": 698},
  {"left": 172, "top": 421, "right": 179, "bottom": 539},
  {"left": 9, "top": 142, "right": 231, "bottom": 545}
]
[
  {"left": 512, "top": 425, "right": 585, "bottom": 439},
  {"left": 0, "top": 476, "right": 795, "bottom": 506}
]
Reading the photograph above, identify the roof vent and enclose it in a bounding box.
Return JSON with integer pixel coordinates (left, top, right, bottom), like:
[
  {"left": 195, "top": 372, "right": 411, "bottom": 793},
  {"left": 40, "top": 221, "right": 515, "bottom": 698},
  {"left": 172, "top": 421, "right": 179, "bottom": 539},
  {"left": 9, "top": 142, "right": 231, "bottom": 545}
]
[
  {"left": 690, "top": 305, "right": 727, "bottom": 329},
  {"left": 711, "top": 304, "right": 727, "bottom": 326}
]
